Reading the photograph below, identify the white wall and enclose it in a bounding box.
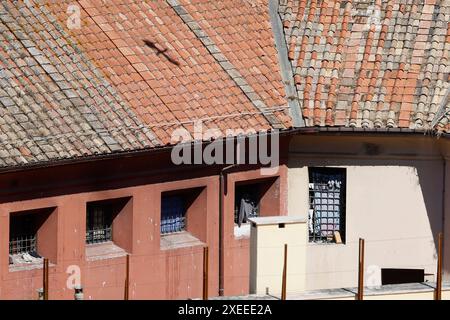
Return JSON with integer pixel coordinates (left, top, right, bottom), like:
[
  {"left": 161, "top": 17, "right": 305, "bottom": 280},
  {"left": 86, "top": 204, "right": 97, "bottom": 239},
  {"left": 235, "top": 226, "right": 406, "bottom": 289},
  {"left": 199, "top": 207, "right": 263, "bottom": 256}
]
[{"left": 288, "top": 135, "right": 445, "bottom": 290}]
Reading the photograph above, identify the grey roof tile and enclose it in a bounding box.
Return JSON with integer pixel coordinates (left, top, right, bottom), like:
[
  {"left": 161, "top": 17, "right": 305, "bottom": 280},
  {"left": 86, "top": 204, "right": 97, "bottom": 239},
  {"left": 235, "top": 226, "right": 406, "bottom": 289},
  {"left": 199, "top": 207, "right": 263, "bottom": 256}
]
[
  {"left": 280, "top": 0, "right": 449, "bottom": 130},
  {"left": 0, "top": 1, "right": 160, "bottom": 168}
]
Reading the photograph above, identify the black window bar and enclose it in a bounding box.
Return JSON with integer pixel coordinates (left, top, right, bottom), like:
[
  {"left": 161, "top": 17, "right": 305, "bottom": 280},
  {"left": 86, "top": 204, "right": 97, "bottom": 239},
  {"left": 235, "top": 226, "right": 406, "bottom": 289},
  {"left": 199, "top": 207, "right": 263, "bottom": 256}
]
[
  {"left": 161, "top": 195, "right": 186, "bottom": 234},
  {"left": 86, "top": 203, "right": 114, "bottom": 244},
  {"left": 9, "top": 235, "right": 37, "bottom": 255},
  {"left": 9, "top": 213, "right": 38, "bottom": 255},
  {"left": 308, "top": 167, "right": 346, "bottom": 243}
]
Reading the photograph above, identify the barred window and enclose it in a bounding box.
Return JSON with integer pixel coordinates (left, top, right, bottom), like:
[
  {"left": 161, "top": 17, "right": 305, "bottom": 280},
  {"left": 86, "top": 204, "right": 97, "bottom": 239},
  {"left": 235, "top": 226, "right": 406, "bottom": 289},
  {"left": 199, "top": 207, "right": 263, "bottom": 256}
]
[
  {"left": 86, "top": 202, "right": 114, "bottom": 244},
  {"left": 9, "top": 207, "right": 55, "bottom": 265},
  {"left": 161, "top": 195, "right": 186, "bottom": 234},
  {"left": 308, "top": 167, "right": 346, "bottom": 243}
]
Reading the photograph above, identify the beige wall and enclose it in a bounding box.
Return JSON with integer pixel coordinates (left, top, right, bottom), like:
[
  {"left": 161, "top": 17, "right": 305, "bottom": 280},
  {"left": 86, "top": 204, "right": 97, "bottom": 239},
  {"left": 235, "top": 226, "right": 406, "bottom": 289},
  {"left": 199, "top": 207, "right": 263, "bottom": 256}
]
[
  {"left": 288, "top": 134, "right": 447, "bottom": 290},
  {"left": 249, "top": 217, "right": 307, "bottom": 295}
]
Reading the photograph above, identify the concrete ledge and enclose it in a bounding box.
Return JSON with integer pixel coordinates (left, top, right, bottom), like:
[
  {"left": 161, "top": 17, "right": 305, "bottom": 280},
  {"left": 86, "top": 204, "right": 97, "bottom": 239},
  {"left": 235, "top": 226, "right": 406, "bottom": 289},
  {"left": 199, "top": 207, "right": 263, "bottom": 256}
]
[
  {"left": 287, "top": 282, "right": 450, "bottom": 300},
  {"left": 234, "top": 223, "right": 251, "bottom": 239},
  {"left": 288, "top": 282, "right": 450, "bottom": 300},
  {"left": 211, "top": 282, "right": 450, "bottom": 300},
  {"left": 86, "top": 241, "right": 127, "bottom": 262},
  {"left": 249, "top": 216, "right": 307, "bottom": 226},
  {"left": 160, "top": 231, "right": 205, "bottom": 251}
]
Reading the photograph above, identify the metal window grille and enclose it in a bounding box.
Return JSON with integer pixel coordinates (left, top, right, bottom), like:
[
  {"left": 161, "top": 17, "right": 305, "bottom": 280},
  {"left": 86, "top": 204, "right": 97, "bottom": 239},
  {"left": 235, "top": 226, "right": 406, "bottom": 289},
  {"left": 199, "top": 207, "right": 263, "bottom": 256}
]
[
  {"left": 9, "top": 213, "right": 38, "bottom": 255},
  {"left": 86, "top": 203, "right": 113, "bottom": 244},
  {"left": 234, "top": 184, "right": 260, "bottom": 224},
  {"left": 9, "top": 235, "right": 37, "bottom": 255},
  {"left": 308, "top": 167, "right": 346, "bottom": 243},
  {"left": 161, "top": 195, "right": 186, "bottom": 234}
]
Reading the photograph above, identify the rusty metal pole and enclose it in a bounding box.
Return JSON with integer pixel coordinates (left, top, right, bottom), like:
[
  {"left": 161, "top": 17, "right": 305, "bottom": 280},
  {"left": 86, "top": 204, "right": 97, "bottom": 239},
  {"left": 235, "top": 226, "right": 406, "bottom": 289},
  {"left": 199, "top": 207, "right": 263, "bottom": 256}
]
[
  {"left": 43, "top": 258, "right": 49, "bottom": 300},
  {"left": 435, "top": 233, "right": 443, "bottom": 300},
  {"left": 124, "top": 254, "right": 130, "bottom": 300},
  {"left": 356, "top": 238, "right": 365, "bottom": 300},
  {"left": 281, "top": 244, "right": 287, "bottom": 300},
  {"left": 203, "top": 246, "right": 209, "bottom": 300}
]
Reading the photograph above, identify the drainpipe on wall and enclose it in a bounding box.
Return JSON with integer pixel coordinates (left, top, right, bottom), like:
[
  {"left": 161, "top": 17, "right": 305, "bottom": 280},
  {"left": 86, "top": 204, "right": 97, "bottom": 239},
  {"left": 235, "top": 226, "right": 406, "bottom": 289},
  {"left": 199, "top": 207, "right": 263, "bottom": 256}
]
[
  {"left": 442, "top": 158, "right": 446, "bottom": 272},
  {"left": 219, "top": 164, "right": 236, "bottom": 296}
]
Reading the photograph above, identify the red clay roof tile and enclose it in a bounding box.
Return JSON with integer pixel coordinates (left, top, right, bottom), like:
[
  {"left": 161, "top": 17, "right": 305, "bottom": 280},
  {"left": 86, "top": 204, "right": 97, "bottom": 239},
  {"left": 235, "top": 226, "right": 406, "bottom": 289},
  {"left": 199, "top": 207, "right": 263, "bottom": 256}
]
[{"left": 280, "top": 0, "right": 449, "bottom": 131}]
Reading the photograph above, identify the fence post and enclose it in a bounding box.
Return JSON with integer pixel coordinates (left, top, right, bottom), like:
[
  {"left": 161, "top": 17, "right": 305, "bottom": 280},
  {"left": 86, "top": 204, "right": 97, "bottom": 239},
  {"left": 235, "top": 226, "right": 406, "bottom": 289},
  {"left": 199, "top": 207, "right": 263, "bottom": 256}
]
[
  {"left": 435, "top": 233, "right": 443, "bottom": 300},
  {"left": 281, "top": 244, "right": 287, "bottom": 300},
  {"left": 43, "top": 258, "right": 49, "bottom": 300},
  {"left": 124, "top": 254, "right": 130, "bottom": 300},
  {"left": 203, "top": 246, "right": 209, "bottom": 300},
  {"left": 357, "top": 238, "right": 365, "bottom": 300}
]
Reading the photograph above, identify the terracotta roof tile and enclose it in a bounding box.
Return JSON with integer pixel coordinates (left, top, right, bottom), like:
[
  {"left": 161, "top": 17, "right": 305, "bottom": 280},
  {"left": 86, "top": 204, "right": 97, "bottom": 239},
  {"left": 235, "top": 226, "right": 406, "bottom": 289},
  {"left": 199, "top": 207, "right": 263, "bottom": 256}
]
[
  {"left": 3, "top": 0, "right": 448, "bottom": 169},
  {"left": 46, "top": 0, "right": 289, "bottom": 140},
  {"left": 1, "top": 0, "right": 293, "bottom": 168},
  {"left": 280, "top": 0, "right": 449, "bottom": 131},
  {"left": 0, "top": 1, "right": 159, "bottom": 167}
]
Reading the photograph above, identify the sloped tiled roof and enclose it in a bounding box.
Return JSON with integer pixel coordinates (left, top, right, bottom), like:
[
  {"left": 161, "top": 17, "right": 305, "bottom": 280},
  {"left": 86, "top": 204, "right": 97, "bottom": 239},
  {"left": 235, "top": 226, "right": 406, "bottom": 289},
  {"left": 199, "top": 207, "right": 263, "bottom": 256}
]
[
  {"left": 1, "top": 0, "right": 449, "bottom": 169},
  {"left": 46, "top": 0, "right": 290, "bottom": 140},
  {"left": 177, "top": 0, "right": 292, "bottom": 127},
  {"left": 0, "top": 1, "right": 158, "bottom": 167},
  {"left": 279, "top": 0, "right": 449, "bottom": 131},
  {"left": 0, "top": 0, "right": 291, "bottom": 168}
]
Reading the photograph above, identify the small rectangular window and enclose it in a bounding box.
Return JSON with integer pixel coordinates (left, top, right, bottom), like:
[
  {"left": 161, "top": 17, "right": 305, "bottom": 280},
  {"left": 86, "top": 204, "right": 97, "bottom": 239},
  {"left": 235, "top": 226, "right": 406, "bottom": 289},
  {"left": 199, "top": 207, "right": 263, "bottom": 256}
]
[
  {"left": 85, "top": 197, "right": 131, "bottom": 260},
  {"left": 308, "top": 167, "right": 346, "bottom": 243},
  {"left": 161, "top": 195, "right": 186, "bottom": 234},
  {"left": 9, "top": 207, "right": 56, "bottom": 266},
  {"left": 160, "top": 187, "right": 206, "bottom": 249},
  {"left": 86, "top": 202, "right": 114, "bottom": 244}
]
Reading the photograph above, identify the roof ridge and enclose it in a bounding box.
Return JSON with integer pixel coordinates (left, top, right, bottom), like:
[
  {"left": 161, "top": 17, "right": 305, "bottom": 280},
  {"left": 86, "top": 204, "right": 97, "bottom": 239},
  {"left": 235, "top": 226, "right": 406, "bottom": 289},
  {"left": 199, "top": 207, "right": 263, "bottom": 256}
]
[
  {"left": 269, "top": 0, "right": 305, "bottom": 127},
  {"left": 431, "top": 86, "right": 450, "bottom": 129},
  {"left": 38, "top": 1, "right": 160, "bottom": 147},
  {"left": 0, "top": 1, "right": 159, "bottom": 167},
  {"left": 166, "top": 0, "right": 285, "bottom": 130},
  {"left": 9, "top": 2, "right": 125, "bottom": 153}
]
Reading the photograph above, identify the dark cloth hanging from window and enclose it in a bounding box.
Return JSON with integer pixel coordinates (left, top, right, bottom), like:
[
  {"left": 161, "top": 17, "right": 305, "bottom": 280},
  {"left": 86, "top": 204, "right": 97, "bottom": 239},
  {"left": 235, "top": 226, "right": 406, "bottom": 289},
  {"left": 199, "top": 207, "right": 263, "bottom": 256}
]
[{"left": 237, "top": 192, "right": 259, "bottom": 227}]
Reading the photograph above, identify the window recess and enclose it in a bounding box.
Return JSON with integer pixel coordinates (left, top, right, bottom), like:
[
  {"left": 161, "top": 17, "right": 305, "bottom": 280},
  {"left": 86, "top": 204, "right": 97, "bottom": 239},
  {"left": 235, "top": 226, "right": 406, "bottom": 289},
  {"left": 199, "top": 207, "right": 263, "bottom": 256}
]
[
  {"left": 308, "top": 167, "right": 346, "bottom": 244},
  {"left": 234, "top": 183, "right": 261, "bottom": 227},
  {"left": 9, "top": 207, "right": 57, "bottom": 267},
  {"left": 160, "top": 187, "right": 206, "bottom": 251},
  {"left": 85, "top": 197, "right": 132, "bottom": 259},
  {"left": 86, "top": 202, "right": 115, "bottom": 245},
  {"left": 161, "top": 195, "right": 186, "bottom": 234}
]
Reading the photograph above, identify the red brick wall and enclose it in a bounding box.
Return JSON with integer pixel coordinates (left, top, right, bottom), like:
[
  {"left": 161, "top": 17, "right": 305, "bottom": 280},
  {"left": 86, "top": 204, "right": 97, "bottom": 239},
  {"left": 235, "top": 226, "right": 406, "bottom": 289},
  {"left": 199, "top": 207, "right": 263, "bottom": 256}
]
[{"left": 0, "top": 153, "right": 287, "bottom": 300}]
